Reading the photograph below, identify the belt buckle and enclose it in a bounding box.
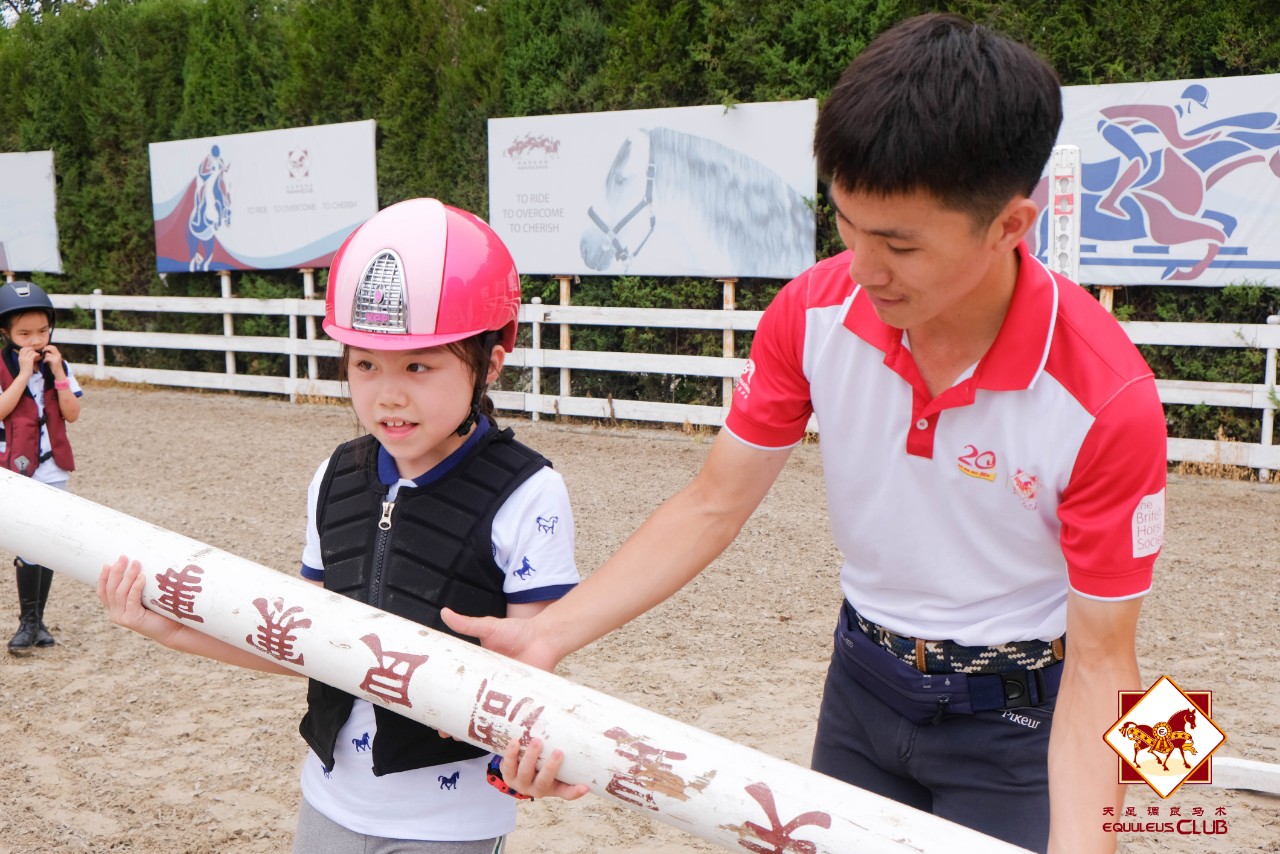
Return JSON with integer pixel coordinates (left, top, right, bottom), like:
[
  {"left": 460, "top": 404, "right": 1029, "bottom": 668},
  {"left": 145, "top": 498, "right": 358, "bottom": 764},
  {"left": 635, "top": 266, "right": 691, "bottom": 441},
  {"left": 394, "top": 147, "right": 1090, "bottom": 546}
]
[{"left": 1000, "top": 669, "right": 1045, "bottom": 709}]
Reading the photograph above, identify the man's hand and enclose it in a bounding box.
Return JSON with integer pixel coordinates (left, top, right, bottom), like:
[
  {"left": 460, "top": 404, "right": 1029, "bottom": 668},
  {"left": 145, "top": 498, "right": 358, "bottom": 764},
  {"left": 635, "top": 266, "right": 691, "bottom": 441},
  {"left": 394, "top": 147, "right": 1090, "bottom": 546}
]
[{"left": 440, "top": 607, "right": 564, "bottom": 673}]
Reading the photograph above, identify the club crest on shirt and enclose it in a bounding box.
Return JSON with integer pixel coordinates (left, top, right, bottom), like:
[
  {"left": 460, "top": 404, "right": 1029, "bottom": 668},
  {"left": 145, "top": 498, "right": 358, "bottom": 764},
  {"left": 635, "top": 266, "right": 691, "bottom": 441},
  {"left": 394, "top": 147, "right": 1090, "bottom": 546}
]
[
  {"left": 1009, "top": 468, "right": 1040, "bottom": 510},
  {"left": 957, "top": 444, "right": 997, "bottom": 482}
]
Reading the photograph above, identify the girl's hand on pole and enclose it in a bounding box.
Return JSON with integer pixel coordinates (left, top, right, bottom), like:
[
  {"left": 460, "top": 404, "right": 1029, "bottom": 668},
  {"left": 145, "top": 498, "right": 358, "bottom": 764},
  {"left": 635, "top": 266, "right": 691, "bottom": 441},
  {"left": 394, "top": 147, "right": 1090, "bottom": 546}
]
[
  {"left": 502, "top": 736, "right": 589, "bottom": 801},
  {"left": 97, "top": 556, "right": 179, "bottom": 646}
]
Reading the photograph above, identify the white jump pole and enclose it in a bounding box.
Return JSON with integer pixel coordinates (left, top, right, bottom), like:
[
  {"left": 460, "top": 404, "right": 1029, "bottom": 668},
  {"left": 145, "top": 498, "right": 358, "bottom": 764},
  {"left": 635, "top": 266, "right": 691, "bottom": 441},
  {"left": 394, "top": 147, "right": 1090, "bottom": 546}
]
[{"left": 0, "top": 469, "right": 1028, "bottom": 854}]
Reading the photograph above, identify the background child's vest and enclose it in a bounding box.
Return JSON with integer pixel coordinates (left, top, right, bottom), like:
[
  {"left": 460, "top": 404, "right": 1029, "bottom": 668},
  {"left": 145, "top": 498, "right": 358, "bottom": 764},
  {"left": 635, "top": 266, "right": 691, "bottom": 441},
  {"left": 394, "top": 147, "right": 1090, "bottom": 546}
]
[{"left": 0, "top": 351, "right": 74, "bottom": 476}]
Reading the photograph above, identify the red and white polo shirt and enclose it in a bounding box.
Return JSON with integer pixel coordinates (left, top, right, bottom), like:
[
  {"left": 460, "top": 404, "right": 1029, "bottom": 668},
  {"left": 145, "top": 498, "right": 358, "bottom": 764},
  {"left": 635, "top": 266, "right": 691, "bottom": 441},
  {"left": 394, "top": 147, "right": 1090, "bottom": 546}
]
[{"left": 725, "top": 242, "right": 1166, "bottom": 645}]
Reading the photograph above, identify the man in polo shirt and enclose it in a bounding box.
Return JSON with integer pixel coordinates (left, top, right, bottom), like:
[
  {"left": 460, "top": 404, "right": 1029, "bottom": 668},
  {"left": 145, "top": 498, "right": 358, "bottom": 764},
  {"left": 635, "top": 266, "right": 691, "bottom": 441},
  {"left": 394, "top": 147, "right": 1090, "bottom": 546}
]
[{"left": 445, "top": 13, "right": 1165, "bottom": 853}]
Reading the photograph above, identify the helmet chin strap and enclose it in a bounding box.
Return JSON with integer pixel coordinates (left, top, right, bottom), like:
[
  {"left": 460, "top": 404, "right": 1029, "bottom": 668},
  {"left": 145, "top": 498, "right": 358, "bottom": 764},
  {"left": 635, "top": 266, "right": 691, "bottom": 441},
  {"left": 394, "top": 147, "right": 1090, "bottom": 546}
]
[{"left": 454, "top": 398, "right": 482, "bottom": 437}]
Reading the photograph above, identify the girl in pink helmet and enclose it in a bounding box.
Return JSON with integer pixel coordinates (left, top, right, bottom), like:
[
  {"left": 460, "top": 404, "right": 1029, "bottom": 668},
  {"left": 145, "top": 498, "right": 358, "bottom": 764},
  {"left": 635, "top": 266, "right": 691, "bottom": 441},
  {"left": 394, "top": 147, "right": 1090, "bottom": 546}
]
[{"left": 99, "top": 199, "right": 584, "bottom": 852}]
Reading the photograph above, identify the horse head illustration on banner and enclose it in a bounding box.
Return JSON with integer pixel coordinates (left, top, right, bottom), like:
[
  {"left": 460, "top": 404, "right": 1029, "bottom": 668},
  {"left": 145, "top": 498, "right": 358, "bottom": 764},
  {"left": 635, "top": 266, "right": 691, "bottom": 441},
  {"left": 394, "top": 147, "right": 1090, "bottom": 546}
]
[
  {"left": 1033, "top": 84, "right": 1280, "bottom": 283},
  {"left": 579, "top": 128, "right": 814, "bottom": 278},
  {"left": 187, "top": 144, "right": 233, "bottom": 272}
]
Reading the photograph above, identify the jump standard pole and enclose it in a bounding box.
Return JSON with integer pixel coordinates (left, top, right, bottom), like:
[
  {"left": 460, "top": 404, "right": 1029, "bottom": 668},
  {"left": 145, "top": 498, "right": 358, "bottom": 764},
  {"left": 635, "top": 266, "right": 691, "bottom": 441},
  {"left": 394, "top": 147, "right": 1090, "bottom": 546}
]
[{"left": 0, "top": 469, "right": 1029, "bottom": 854}]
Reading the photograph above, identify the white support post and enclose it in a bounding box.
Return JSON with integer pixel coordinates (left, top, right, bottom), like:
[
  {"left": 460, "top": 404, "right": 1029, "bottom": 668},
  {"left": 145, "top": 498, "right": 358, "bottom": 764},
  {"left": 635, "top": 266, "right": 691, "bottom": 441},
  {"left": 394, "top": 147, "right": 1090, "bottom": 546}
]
[
  {"left": 3, "top": 270, "right": 13, "bottom": 283},
  {"left": 219, "top": 270, "right": 235, "bottom": 377},
  {"left": 0, "top": 469, "right": 1028, "bottom": 854},
  {"left": 556, "top": 275, "right": 572, "bottom": 404},
  {"left": 1261, "top": 315, "right": 1278, "bottom": 481},
  {"left": 301, "top": 267, "right": 319, "bottom": 385},
  {"left": 720, "top": 278, "right": 737, "bottom": 408},
  {"left": 1048, "top": 145, "right": 1081, "bottom": 285},
  {"left": 287, "top": 312, "right": 299, "bottom": 403},
  {"left": 530, "top": 296, "right": 543, "bottom": 422},
  {"left": 92, "top": 287, "right": 106, "bottom": 380}
]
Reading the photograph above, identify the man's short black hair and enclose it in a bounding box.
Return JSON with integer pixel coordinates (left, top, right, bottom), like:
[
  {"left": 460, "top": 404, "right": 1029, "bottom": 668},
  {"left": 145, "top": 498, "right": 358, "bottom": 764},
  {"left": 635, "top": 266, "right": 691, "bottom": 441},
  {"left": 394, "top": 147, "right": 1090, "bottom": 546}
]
[{"left": 814, "top": 13, "right": 1062, "bottom": 226}]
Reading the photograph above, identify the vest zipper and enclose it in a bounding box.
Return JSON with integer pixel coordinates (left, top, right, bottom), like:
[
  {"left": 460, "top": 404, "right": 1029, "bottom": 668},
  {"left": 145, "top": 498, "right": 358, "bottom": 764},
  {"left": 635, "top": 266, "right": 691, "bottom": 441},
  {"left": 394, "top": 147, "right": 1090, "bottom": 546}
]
[{"left": 370, "top": 499, "right": 395, "bottom": 608}]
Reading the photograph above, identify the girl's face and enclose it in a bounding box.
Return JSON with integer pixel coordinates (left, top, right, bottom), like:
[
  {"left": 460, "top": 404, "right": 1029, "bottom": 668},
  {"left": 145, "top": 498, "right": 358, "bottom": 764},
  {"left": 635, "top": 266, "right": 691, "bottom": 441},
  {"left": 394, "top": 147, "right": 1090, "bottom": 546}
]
[
  {"left": 3, "top": 311, "right": 52, "bottom": 352},
  {"left": 346, "top": 343, "right": 502, "bottom": 481}
]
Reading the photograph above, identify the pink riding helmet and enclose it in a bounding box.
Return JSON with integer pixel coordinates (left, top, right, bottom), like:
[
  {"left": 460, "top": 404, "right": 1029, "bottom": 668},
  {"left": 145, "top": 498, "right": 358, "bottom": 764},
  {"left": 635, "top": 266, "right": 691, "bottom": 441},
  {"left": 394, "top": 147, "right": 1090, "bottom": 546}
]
[{"left": 323, "top": 198, "right": 521, "bottom": 352}]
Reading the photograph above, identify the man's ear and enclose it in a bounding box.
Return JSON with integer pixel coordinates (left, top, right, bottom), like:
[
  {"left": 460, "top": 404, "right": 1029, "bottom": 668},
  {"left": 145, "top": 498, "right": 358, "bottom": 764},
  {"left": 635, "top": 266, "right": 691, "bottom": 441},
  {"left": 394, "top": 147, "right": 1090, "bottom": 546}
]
[{"left": 988, "top": 197, "right": 1040, "bottom": 251}]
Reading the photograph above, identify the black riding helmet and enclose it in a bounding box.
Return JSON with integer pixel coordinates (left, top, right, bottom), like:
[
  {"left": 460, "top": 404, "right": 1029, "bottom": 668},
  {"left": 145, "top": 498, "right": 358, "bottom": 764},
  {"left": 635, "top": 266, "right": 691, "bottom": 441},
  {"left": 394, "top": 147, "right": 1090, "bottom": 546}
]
[{"left": 0, "top": 281, "right": 56, "bottom": 333}]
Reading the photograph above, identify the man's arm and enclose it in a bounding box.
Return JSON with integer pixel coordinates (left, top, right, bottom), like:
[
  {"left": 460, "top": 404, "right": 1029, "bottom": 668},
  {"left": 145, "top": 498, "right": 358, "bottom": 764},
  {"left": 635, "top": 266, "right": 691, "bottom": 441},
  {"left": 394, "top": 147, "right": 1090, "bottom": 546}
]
[
  {"left": 443, "top": 430, "right": 793, "bottom": 670},
  {"left": 1047, "top": 590, "right": 1143, "bottom": 854}
]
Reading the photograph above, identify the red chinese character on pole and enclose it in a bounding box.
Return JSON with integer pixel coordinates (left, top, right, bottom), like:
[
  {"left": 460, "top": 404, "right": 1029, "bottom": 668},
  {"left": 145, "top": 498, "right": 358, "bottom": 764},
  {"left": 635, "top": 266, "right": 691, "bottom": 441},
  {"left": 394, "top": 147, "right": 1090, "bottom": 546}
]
[
  {"left": 357, "top": 633, "right": 428, "bottom": 708},
  {"left": 603, "top": 727, "right": 689, "bottom": 812},
  {"left": 247, "top": 597, "right": 311, "bottom": 664},
  {"left": 467, "top": 678, "right": 544, "bottom": 751},
  {"left": 738, "top": 781, "right": 832, "bottom": 854},
  {"left": 150, "top": 564, "right": 206, "bottom": 623}
]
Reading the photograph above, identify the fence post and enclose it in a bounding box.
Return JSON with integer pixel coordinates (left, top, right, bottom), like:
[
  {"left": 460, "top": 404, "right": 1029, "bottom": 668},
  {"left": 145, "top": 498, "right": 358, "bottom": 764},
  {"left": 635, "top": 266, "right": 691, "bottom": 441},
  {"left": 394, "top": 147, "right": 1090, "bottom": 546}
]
[
  {"left": 555, "top": 275, "right": 572, "bottom": 403},
  {"left": 287, "top": 312, "right": 299, "bottom": 403},
  {"left": 720, "top": 278, "right": 737, "bottom": 409},
  {"left": 1262, "top": 315, "right": 1279, "bottom": 482},
  {"left": 2, "top": 271, "right": 12, "bottom": 283},
  {"left": 301, "top": 267, "right": 319, "bottom": 385},
  {"left": 219, "top": 270, "right": 235, "bottom": 378},
  {"left": 92, "top": 288, "right": 105, "bottom": 380},
  {"left": 530, "top": 297, "right": 542, "bottom": 422}
]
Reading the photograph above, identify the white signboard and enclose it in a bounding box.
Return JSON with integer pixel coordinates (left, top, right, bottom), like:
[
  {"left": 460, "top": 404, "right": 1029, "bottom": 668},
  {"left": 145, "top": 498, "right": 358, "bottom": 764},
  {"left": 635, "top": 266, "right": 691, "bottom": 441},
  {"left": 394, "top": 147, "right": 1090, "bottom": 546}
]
[
  {"left": 0, "top": 151, "right": 63, "bottom": 274},
  {"left": 1030, "top": 74, "right": 1280, "bottom": 286},
  {"left": 149, "top": 120, "right": 378, "bottom": 272},
  {"left": 489, "top": 101, "right": 817, "bottom": 279}
]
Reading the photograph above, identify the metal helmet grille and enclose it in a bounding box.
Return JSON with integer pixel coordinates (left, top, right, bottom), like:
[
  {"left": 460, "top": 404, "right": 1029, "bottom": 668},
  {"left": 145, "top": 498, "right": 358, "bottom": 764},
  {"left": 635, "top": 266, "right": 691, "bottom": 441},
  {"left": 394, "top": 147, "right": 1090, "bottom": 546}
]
[{"left": 351, "top": 250, "right": 409, "bottom": 334}]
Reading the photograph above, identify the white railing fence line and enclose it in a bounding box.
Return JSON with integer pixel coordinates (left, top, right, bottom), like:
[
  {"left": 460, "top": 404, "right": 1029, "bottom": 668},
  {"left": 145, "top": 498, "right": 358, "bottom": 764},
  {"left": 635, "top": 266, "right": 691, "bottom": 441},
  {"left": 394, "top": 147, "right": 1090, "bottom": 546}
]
[{"left": 49, "top": 289, "right": 1280, "bottom": 477}]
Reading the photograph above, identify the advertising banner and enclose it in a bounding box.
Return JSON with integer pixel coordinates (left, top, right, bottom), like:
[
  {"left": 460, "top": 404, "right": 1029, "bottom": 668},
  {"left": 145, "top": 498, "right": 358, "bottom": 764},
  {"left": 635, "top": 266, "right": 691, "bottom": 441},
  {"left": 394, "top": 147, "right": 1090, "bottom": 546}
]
[
  {"left": 1031, "top": 74, "right": 1280, "bottom": 286},
  {"left": 0, "top": 150, "right": 63, "bottom": 274},
  {"left": 149, "top": 120, "right": 378, "bottom": 272},
  {"left": 489, "top": 101, "right": 817, "bottom": 279}
]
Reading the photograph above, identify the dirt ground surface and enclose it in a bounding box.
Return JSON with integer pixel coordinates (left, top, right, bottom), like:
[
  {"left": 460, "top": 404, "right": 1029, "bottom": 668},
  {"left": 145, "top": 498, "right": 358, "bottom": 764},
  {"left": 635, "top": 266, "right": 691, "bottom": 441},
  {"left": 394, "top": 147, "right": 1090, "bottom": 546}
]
[{"left": 0, "top": 384, "right": 1276, "bottom": 853}]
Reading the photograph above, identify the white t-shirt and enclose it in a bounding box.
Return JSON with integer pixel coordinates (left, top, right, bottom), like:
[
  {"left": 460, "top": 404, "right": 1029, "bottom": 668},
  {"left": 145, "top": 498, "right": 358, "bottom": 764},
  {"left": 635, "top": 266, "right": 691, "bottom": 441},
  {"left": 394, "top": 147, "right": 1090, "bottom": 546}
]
[{"left": 297, "top": 428, "right": 578, "bottom": 841}]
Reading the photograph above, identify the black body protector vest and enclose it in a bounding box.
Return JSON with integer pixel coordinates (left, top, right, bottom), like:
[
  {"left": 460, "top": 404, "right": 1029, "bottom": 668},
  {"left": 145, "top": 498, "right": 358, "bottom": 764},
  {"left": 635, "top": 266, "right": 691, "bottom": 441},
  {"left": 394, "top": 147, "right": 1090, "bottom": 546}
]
[{"left": 298, "top": 424, "right": 550, "bottom": 776}]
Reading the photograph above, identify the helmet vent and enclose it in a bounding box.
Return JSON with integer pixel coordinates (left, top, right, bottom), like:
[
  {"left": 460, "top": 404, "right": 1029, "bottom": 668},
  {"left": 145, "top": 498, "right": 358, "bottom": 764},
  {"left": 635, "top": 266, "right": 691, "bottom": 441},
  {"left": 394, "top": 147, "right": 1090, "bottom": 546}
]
[{"left": 351, "top": 250, "right": 409, "bottom": 334}]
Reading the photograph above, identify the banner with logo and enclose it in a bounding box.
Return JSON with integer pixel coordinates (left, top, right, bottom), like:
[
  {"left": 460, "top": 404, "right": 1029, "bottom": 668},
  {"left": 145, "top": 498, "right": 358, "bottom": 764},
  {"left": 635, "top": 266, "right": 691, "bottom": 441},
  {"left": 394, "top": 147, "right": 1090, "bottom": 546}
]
[
  {"left": 488, "top": 100, "right": 818, "bottom": 279},
  {"left": 0, "top": 150, "right": 63, "bottom": 274},
  {"left": 148, "top": 120, "right": 378, "bottom": 272},
  {"left": 1030, "top": 74, "right": 1280, "bottom": 287}
]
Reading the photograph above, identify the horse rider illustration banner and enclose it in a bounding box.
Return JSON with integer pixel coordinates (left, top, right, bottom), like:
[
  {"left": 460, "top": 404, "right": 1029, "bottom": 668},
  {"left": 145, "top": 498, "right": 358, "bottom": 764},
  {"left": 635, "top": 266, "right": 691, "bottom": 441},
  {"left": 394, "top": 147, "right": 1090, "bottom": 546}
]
[
  {"left": 148, "top": 120, "right": 378, "bottom": 272},
  {"left": 488, "top": 100, "right": 818, "bottom": 280},
  {"left": 0, "top": 150, "right": 64, "bottom": 275},
  {"left": 1030, "top": 72, "right": 1280, "bottom": 287}
]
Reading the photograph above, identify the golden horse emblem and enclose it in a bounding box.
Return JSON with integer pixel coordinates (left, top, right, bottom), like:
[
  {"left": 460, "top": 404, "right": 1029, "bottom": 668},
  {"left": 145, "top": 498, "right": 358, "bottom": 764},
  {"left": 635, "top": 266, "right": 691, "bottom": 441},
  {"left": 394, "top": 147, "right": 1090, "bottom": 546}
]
[{"left": 1119, "top": 707, "right": 1199, "bottom": 771}]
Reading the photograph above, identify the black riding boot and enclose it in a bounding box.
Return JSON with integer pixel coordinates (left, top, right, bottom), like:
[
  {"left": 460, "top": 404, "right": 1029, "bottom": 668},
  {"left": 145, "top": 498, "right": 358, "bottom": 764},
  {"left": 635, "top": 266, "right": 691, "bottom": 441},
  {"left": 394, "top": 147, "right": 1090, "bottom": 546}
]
[
  {"left": 34, "top": 563, "right": 55, "bottom": 647},
  {"left": 7, "top": 559, "right": 41, "bottom": 655}
]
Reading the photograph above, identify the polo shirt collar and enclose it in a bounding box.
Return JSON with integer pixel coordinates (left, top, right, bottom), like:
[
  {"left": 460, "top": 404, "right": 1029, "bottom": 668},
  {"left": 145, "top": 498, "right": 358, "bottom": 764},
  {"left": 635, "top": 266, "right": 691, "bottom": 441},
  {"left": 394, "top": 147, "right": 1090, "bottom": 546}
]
[
  {"left": 842, "top": 240, "right": 1058, "bottom": 394},
  {"left": 376, "top": 416, "right": 489, "bottom": 488}
]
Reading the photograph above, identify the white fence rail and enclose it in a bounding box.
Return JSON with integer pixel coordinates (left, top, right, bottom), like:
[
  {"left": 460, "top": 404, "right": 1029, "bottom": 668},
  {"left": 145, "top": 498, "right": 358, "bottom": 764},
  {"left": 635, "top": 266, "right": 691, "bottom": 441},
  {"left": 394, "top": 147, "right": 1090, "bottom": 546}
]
[{"left": 50, "top": 288, "right": 1280, "bottom": 476}]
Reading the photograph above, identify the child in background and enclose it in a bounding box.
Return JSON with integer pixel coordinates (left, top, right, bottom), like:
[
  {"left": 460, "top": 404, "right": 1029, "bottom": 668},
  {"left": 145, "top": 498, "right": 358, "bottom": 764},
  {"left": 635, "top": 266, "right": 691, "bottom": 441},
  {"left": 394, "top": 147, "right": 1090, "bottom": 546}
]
[
  {"left": 98, "top": 198, "right": 581, "bottom": 853},
  {"left": 1, "top": 280, "right": 83, "bottom": 654}
]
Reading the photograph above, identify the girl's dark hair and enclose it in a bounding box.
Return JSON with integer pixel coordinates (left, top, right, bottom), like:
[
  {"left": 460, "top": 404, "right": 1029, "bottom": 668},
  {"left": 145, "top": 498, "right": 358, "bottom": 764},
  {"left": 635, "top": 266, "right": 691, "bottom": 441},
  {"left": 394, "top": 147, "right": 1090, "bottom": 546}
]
[{"left": 814, "top": 13, "right": 1062, "bottom": 226}]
